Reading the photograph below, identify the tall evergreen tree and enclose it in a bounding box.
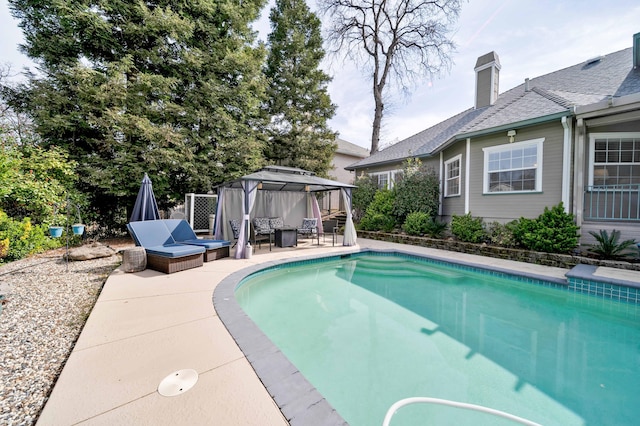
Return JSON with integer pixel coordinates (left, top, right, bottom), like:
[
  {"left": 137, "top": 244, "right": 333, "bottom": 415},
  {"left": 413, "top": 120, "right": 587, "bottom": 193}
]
[
  {"left": 6, "top": 0, "right": 268, "bottom": 225},
  {"left": 265, "top": 0, "right": 337, "bottom": 177}
]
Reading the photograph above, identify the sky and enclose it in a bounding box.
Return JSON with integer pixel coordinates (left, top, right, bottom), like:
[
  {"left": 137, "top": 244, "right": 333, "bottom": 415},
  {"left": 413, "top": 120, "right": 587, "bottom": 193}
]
[{"left": 1, "top": 0, "right": 640, "bottom": 150}]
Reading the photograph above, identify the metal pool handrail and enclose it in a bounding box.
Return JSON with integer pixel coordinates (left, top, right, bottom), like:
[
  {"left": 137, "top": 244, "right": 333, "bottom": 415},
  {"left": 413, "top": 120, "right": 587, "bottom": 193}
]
[{"left": 382, "top": 397, "right": 542, "bottom": 426}]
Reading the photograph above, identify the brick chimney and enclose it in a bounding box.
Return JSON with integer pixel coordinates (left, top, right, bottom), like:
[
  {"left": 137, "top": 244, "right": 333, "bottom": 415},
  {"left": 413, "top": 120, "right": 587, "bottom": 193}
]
[{"left": 474, "top": 51, "right": 501, "bottom": 109}]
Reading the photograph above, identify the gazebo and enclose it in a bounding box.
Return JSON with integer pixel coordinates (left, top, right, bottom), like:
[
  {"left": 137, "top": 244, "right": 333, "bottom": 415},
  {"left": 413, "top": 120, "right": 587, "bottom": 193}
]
[{"left": 213, "top": 166, "right": 357, "bottom": 259}]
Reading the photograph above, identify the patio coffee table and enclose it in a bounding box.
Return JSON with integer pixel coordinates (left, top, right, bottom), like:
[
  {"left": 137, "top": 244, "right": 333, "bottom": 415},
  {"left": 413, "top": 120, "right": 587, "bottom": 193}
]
[{"left": 274, "top": 227, "right": 297, "bottom": 248}]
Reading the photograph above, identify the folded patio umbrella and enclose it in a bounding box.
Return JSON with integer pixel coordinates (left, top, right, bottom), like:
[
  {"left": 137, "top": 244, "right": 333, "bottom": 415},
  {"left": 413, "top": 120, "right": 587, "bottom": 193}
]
[{"left": 130, "top": 173, "right": 161, "bottom": 222}]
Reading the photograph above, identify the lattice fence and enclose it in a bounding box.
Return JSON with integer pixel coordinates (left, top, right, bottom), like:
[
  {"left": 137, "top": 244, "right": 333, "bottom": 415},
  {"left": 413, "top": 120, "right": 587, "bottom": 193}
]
[{"left": 185, "top": 193, "right": 217, "bottom": 233}]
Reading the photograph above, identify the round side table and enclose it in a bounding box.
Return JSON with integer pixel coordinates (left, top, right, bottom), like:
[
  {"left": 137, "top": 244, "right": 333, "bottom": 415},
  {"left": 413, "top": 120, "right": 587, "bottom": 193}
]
[{"left": 122, "top": 247, "right": 147, "bottom": 273}]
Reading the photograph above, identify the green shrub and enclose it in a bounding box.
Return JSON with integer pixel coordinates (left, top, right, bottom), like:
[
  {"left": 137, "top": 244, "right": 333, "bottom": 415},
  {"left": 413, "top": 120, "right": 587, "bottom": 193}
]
[
  {"left": 450, "top": 213, "right": 486, "bottom": 243},
  {"left": 0, "top": 144, "right": 79, "bottom": 224},
  {"left": 403, "top": 212, "right": 430, "bottom": 236},
  {"left": 587, "top": 229, "right": 638, "bottom": 259},
  {"left": 393, "top": 159, "right": 440, "bottom": 223},
  {"left": 403, "top": 212, "right": 447, "bottom": 238},
  {"left": 0, "top": 210, "right": 60, "bottom": 262},
  {"left": 358, "top": 190, "right": 397, "bottom": 232},
  {"left": 352, "top": 174, "right": 378, "bottom": 222},
  {"left": 512, "top": 203, "right": 579, "bottom": 253},
  {"left": 360, "top": 213, "right": 396, "bottom": 232},
  {"left": 487, "top": 221, "right": 518, "bottom": 247}
]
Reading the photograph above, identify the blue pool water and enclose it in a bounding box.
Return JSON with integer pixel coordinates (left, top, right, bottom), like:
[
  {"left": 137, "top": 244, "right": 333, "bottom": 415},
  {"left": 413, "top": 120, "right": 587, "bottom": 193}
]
[{"left": 236, "top": 253, "right": 640, "bottom": 425}]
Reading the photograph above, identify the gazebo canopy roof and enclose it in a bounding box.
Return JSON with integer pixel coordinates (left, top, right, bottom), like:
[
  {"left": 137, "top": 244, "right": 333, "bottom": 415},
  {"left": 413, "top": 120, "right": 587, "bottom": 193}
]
[{"left": 216, "top": 166, "right": 356, "bottom": 192}]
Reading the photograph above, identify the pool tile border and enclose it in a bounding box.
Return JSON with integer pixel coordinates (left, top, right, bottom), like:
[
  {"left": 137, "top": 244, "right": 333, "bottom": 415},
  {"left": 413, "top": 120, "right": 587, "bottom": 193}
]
[
  {"left": 214, "top": 257, "right": 349, "bottom": 426},
  {"left": 566, "top": 264, "right": 640, "bottom": 304},
  {"left": 214, "top": 249, "right": 640, "bottom": 426}
]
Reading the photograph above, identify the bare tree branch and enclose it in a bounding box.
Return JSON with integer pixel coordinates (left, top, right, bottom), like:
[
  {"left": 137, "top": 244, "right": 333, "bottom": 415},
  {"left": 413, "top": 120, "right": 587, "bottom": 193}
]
[
  {"left": 0, "top": 63, "right": 37, "bottom": 145},
  {"left": 320, "top": 0, "right": 462, "bottom": 153}
]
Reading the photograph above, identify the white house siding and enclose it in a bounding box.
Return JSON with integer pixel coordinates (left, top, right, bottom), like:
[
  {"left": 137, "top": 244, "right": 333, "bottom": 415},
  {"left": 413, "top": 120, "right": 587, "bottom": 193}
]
[{"left": 465, "top": 122, "right": 566, "bottom": 223}]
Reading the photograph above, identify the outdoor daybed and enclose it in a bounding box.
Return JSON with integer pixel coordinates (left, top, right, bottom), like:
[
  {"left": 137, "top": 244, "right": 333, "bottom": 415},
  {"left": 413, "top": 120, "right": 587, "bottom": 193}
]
[
  {"left": 163, "top": 219, "right": 231, "bottom": 261},
  {"left": 127, "top": 220, "right": 230, "bottom": 273}
]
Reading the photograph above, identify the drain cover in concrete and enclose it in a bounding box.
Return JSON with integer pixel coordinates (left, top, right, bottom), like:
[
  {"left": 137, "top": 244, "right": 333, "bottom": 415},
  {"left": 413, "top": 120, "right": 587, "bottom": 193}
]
[{"left": 158, "top": 369, "right": 199, "bottom": 397}]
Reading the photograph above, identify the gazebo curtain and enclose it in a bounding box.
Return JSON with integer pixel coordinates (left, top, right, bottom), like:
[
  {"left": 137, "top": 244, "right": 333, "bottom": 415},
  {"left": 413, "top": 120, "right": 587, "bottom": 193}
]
[
  {"left": 341, "top": 188, "right": 357, "bottom": 246},
  {"left": 311, "top": 194, "right": 323, "bottom": 235},
  {"left": 235, "top": 180, "right": 259, "bottom": 259},
  {"left": 213, "top": 187, "right": 225, "bottom": 240},
  {"left": 216, "top": 180, "right": 357, "bottom": 257}
]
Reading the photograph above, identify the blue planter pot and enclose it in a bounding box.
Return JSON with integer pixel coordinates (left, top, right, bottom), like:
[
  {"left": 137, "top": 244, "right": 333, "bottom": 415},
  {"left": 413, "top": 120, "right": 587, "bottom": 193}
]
[
  {"left": 49, "top": 226, "right": 63, "bottom": 238},
  {"left": 72, "top": 224, "right": 85, "bottom": 236}
]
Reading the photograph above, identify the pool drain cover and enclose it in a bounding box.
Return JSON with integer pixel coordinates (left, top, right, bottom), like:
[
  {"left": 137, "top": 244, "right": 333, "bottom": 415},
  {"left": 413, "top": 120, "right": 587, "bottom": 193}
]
[{"left": 158, "top": 369, "right": 199, "bottom": 397}]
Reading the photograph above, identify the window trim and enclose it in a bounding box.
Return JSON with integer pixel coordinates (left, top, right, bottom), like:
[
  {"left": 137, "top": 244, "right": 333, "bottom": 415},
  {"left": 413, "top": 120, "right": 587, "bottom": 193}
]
[
  {"left": 370, "top": 169, "right": 401, "bottom": 190},
  {"left": 482, "top": 138, "right": 544, "bottom": 194},
  {"left": 444, "top": 154, "right": 462, "bottom": 197},
  {"left": 588, "top": 132, "right": 640, "bottom": 187}
]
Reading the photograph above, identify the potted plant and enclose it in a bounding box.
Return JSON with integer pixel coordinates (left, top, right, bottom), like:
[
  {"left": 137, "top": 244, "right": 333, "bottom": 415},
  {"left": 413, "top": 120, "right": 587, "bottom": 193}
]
[
  {"left": 49, "top": 224, "right": 63, "bottom": 238},
  {"left": 49, "top": 208, "right": 63, "bottom": 238},
  {"left": 72, "top": 223, "right": 85, "bottom": 236},
  {"left": 49, "top": 204, "right": 65, "bottom": 238}
]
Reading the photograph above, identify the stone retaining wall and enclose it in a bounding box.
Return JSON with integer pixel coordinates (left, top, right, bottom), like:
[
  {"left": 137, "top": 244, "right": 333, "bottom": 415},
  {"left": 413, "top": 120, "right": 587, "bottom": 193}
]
[{"left": 357, "top": 231, "right": 640, "bottom": 271}]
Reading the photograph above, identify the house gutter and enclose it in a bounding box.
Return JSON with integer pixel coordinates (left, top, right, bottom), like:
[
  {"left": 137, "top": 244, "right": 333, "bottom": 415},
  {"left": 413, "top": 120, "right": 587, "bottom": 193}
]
[
  {"left": 561, "top": 116, "right": 572, "bottom": 212},
  {"left": 573, "top": 118, "right": 586, "bottom": 230},
  {"left": 347, "top": 110, "right": 572, "bottom": 171},
  {"left": 344, "top": 155, "right": 432, "bottom": 171},
  {"left": 454, "top": 111, "right": 571, "bottom": 141},
  {"left": 575, "top": 92, "right": 640, "bottom": 118},
  {"left": 465, "top": 138, "right": 471, "bottom": 214}
]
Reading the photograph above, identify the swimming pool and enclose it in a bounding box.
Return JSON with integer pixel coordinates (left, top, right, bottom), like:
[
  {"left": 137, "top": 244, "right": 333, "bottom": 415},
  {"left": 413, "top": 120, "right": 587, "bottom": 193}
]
[{"left": 225, "top": 251, "right": 640, "bottom": 425}]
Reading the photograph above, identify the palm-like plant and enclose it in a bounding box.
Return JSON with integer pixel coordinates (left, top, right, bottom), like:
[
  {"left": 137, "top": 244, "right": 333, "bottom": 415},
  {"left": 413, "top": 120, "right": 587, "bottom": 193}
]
[{"left": 587, "top": 229, "right": 639, "bottom": 260}]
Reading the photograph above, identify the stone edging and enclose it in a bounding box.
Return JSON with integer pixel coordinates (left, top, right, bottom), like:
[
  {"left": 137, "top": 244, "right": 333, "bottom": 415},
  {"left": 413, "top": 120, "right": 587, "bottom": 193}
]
[{"left": 356, "top": 231, "right": 640, "bottom": 271}]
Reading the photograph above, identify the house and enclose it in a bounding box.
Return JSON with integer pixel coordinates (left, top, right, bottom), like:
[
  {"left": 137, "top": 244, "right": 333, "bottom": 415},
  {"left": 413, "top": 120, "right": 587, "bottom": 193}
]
[
  {"left": 321, "top": 137, "right": 369, "bottom": 213},
  {"left": 347, "top": 32, "right": 640, "bottom": 245}
]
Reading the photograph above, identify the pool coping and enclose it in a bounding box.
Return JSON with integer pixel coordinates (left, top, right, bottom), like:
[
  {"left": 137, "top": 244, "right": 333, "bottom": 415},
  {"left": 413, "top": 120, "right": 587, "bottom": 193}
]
[
  {"left": 567, "top": 263, "right": 640, "bottom": 289},
  {"left": 214, "top": 254, "right": 351, "bottom": 426},
  {"left": 213, "top": 247, "right": 580, "bottom": 425}
]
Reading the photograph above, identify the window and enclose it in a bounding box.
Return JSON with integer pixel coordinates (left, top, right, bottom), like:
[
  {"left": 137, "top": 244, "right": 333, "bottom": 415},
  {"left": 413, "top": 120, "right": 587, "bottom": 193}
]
[
  {"left": 377, "top": 173, "right": 389, "bottom": 189},
  {"left": 444, "top": 155, "right": 461, "bottom": 197},
  {"left": 371, "top": 170, "right": 401, "bottom": 190},
  {"left": 483, "top": 139, "right": 544, "bottom": 193},
  {"left": 589, "top": 133, "right": 640, "bottom": 187}
]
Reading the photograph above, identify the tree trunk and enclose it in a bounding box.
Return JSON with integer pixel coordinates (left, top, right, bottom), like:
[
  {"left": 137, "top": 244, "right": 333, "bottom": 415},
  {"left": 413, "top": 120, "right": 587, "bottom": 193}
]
[{"left": 371, "top": 83, "right": 384, "bottom": 154}]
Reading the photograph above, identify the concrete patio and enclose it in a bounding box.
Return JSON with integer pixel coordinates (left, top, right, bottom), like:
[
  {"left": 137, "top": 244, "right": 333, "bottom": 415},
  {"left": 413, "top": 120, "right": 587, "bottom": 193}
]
[{"left": 36, "top": 237, "right": 636, "bottom": 425}]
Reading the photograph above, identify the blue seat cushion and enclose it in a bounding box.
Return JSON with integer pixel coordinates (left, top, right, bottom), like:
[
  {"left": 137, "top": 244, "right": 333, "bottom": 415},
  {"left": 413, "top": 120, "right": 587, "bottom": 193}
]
[
  {"left": 178, "top": 239, "right": 231, "bottom": 249},
  {"left": 144, "top": 244, "right": 205, "bottom": 258},
  {"left": 128, "top": 221, "right": 175, "bottom": 247},
  {"left": 163, "top": 219, "right": 199, "bottom": 242}
]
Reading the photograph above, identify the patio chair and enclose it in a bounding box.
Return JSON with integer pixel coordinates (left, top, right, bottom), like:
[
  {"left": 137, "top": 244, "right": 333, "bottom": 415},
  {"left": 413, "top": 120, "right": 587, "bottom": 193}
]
[
  {"left": 252, "top": 217, "right": 273, "bottom": 250},
  {"left": 229, "top": 219, "right": 241, "bottom": 248},
  {"left": 323, "top": 219, "right": 339, "bottom": 246},
  {"left": 297, "top": 218, "right": 319, "bottom": 245}
]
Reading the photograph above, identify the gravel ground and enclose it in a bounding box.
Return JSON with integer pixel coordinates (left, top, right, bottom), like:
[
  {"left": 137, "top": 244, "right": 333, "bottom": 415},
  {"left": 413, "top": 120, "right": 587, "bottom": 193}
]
[{"left": 0, "top": 240, "right": 133, "bottom": 425}]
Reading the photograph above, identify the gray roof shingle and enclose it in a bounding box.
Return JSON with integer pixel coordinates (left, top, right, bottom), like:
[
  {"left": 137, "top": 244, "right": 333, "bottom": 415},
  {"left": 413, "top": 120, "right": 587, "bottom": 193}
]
[{"left": 350, "top": 47, "right": 640, "bottom": 169}]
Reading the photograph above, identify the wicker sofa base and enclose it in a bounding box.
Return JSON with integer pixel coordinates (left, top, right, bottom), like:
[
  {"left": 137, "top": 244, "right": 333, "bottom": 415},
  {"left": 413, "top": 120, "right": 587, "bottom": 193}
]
[
  {"left": 204, "top": 246, "right": 230, "bottom": 262},
  {"left": 147, "top": 252, "right": 204, "bottom": 274}
]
